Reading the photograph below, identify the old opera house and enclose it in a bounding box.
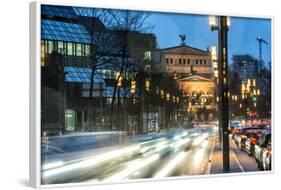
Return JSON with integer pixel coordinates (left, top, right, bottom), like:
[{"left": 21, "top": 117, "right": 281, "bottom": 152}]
[{"left": 161, "top": 41, "right": 217, "bottom": 121}]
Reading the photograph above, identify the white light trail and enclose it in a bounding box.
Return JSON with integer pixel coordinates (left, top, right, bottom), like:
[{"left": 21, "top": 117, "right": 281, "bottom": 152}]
[
  {"left": 42, "top": 161, "right": 64, "bottom": 170},
  {"left": 154, "top": 151, "right": 186, "bottom": 178},
  {"left": 43, "top": 144, "right": 141, "bottom": 178},
  {"left": 173, "top": 138, "right": 191, "bottom": 149},
  {"left": 104, "top": 154, "right": 160, "bottom": 181},
  {"left": 192, "top": 133, "right": 208, "bottom": 146}
]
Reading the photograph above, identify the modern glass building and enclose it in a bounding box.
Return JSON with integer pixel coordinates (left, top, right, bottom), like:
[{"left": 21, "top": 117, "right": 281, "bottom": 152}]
[
  {"left": 40, "top": 5, "right": 177, "bottom": 135},
  {"left": 41, "top": 5, "right": 103, "bottom": 134}
]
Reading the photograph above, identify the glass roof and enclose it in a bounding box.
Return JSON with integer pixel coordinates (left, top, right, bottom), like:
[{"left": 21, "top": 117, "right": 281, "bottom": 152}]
[
  {"left": 41, "top": 19, "right": 91, "bottom": 43},
  {"left": 105, "top": 87, "right": 132, "bottom": 98},
  {"left": 65, "top": 66, "right": 104, "bottom": 84},
  {"left": 41, "top": 5, "right": 79, "bottom": 19}
]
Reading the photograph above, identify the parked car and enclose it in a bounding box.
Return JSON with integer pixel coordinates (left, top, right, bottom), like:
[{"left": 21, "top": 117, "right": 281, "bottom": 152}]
[
  {"left": 254, "top": 132, "right": 271, "bottom": 170},
  {"left": 229, "top": 121, "right": 242, "bottom": 132},
  {"left": 245, "top": 129, "right": 269, "bottom": 156},
  {"left": 234, "top": 126, "right": 267, "bottom": 150},
  {"left": 229, "top": 121, "right": 242, "bottom": 139}
]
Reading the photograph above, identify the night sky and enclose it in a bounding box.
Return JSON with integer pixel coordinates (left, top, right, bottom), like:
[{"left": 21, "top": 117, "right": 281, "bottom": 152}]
[{"left": 147, "top": 12, "right": 271, "bottom": 67}]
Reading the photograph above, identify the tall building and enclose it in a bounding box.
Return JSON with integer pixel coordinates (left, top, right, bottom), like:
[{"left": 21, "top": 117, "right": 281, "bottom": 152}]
[
  {"left": 230, "top": 54, "right": 266, "bottom": 119},
  {"left": 232, "top": 54, "right": 259, "bottom": 85}
]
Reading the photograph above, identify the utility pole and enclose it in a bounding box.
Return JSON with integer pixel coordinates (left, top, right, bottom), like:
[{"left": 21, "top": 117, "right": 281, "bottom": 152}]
[
  {"left": 209, "top": 15, "right": 230, "bottom": 171},
  {"left": 219, "top": 16, "right": 230, "bottom": 172}
]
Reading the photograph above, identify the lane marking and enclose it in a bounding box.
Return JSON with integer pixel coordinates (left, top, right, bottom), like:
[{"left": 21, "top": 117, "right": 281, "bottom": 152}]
[
  {"left": 231, "top": 150, "right": 245, "bottom": 172},
  {"left": 205, "top": 134, "right": 216, "bottom": 175}
]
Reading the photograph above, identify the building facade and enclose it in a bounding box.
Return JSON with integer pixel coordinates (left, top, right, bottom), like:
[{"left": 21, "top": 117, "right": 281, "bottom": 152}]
[
  {"left": 41, "top": 5, "right": 162, "bottom": 135},
  {"left": 161, "top": 44, "right": 213, "bottom": 79},
  {"left": 232, "top": 54, "right": 259, "bottom": 85},
  {"left": 159, "top": 43, "right": 216, "bottom": 122}
]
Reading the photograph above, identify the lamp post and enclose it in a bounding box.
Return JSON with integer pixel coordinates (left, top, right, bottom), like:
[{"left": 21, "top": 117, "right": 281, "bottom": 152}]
[
  {"left": 209, "top": 15, "right": 230, "bottom": 172},
  {"left": 131, "top": 80, "right": 136, "bottom": 137},
  {"left": 145, "top": 78, "right": 151, "bottom": 133},
  {"left": 160, "top": 89, "right": 166, "bottom": 130}
]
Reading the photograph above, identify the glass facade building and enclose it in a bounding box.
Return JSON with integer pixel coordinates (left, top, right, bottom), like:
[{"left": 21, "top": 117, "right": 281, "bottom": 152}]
[{"left": 40, "top": 5, "right": 160, "bottom": 134}]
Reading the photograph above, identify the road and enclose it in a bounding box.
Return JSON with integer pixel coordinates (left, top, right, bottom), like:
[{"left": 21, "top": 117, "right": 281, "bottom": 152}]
[
  {"left": 229, "top": 135, "right": 260, "bottom": 172},
  {"left": 41, "top": 125, "right": 260, "bottom": 185}
]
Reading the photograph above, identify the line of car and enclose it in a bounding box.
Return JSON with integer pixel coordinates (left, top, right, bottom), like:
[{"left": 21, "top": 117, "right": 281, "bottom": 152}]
[{"left": 229, "top": 122, "right": 271, "bottom": 171}]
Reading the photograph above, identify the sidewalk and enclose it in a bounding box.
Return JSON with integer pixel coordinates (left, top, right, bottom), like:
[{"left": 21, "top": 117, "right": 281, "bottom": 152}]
[{"left": 209, "top": 134, "right": 244, "bottom": 174}]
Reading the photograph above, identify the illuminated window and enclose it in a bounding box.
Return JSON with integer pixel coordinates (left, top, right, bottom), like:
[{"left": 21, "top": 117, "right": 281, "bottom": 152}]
[
  {"left": 144, "top": 51, "right": 151, "bottom": 61},
  {"left": 41, "top": 40, "right": 46, "bottom": 67},
  {"left": 58, "top": 41, "right": 64, "bottom": 54},
  {"left": 85, "top": 44, "right": 90, "bottom": 56},
  {"left": 76, "top": 43, "right": 82, "bottom": 56},
  {"left": 47, "top": 40, "right": 54, "bottom": 53},
  {"left": 67, "top": 43, "right": 73, "bottom": 55}
]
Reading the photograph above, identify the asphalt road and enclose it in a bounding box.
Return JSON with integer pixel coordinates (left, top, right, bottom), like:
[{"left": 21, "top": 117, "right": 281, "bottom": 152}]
[
  {"left": 229, "top": 136, "right": 260, "bottom": 172},
  {"left": 41, "top": 126, "right": 260, "bottom": 185}
]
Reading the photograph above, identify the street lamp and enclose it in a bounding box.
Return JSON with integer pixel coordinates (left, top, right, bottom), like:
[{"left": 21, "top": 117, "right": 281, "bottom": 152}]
[
  {"left": 145, "top": 78, "right": 151, "bottom": 133},
  {"left": 209, "top": 16, "right": 218, "bottom": 31},
  {"left": 130, "top": 80, "right": 136, "bottom": 136},
  {"left": 209, "top": 15, "right": 231, "bottom": 172}
]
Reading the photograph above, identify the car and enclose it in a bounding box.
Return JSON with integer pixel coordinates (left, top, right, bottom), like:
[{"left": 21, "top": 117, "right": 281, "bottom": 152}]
[
  {"left": 234, "top": 126, "right": 267, "bottom": 150},
  {"left": 245, "top": 129, "right": 269, "bottom": 156},
  {"left": 229, "top": 121, "right": 242, "bottom": 133},
  {"left": 231, "top": 125, "right": 243, "bottom": 140},
  {"left": 229, "top": 121, "right": 242, "bottom": 139},
  {"left": 255, "top": 124, "right": 271, "bottom": 129},
  {"left": 254, "top": 132, "right": 271, "bottom": 170}
]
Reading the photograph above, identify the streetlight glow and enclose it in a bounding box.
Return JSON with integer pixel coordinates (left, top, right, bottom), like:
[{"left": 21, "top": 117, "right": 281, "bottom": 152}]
[
  {"left": 166, "top": 93, "right": 170, "bottom": 101},
  {"left": 209, "top": 16, "right": 216, "bottom": 28},
  {"left": 227, "top": 16, "right": 231, "bottom": 27},
  {"left": 160, "top": 90, "right": 164, "bottom": 98},
  {"left": 211, "top": 45, "right": 217, "bottom": 61}
]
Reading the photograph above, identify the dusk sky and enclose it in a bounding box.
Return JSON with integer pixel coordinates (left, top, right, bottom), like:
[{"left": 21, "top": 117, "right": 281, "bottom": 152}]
[{"left": 148, "top": 12, "right": 271, "bottom": 66}]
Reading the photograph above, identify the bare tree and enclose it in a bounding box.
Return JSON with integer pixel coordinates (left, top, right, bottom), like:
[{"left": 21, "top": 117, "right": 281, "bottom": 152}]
[
  {"left": 75, "top": 8, "right": 117, "bottom": 131},
  {"left": 106, "top": 10, "right": 154, "bottom": 131}
]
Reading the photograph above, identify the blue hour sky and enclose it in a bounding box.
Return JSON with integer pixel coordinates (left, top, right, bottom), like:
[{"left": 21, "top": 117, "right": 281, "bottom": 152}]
[{"left": 147, "top": 12, "right": 271, "bottom": 67}]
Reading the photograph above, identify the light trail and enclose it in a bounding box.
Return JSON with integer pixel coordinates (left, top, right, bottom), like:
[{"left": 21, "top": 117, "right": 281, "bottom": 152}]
[
  {"left": 104, "top": 154, "right": 160, "bottom": 181},
  {"left": 43, "top": 144, "right": 141, "bottom": 178},
  {"left": 154, "top": 151, "right": 186, "bottom": 178}
]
